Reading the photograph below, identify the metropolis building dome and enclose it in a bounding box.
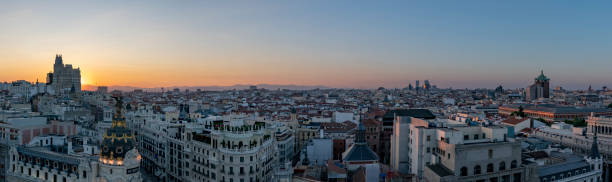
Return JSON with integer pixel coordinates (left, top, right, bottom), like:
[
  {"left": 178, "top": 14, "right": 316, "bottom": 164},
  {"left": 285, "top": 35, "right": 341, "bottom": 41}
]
[{"left": 98, "top": 97, "right": 142, "bottom": 182}]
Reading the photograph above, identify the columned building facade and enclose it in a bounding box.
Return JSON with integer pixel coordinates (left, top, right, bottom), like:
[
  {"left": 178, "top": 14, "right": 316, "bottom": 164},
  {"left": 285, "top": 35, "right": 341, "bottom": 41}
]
[{"left": 188, "top": 120, "right": 276, "bottom": 182}]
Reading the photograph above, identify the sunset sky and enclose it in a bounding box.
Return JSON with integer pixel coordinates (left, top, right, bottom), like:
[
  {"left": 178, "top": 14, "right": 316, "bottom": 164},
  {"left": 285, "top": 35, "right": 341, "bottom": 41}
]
[{"left": 1, "top": 1, "right": 611, "bottom": 89}]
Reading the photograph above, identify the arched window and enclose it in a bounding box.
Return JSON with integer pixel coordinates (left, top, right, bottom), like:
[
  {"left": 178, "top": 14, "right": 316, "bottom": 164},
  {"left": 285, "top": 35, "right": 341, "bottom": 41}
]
[
  {"left": 511, "top": 160, "right": 517, "bottom": 169},
  {"left": 460, "top": 167, "right": 468, "bottom": 176},
  {"left": 487, "top": 163, "right": 494, "bottom": 173},
  {"left": 499, "top": 161, "right": 506, "bottom": 171},
  {"left": 474, "top": 165, "right": 481, "bottom": 175}
]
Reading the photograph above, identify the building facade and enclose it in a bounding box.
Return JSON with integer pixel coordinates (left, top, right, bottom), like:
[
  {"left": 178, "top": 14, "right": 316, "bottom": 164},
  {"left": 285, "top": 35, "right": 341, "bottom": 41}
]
[
  {"left": 526, "top": 70, "right": 550, "bottom": 101},
  {"left": 48, "top": 54, "right": 81, "bottom": 94},
  {"left": 187, "top": 119, "right": 276, "bottom": 182},
  {"left": 419, "top": 125, "right": 538, "bottom": 182},
  {"left": 499, "top": 104, "right": 612, "bottom": 122}
]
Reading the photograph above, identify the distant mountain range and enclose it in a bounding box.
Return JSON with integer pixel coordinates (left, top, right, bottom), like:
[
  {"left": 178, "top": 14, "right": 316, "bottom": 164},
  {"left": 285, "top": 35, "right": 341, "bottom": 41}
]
[{"left": 82, "top": 84, "right": 330, "bottom": 92}]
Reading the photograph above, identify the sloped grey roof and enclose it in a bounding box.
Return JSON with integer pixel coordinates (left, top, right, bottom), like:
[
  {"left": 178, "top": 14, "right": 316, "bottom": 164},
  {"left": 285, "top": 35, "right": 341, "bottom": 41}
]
[
  {"left": 537, "top": 152, "right": 589, "bottom": 177},
  {"left": 343, "top": 144, "right": 378, "bottom": 162},
  {"left": 427, "top": 164, "right": 454, "bottom": 177}
]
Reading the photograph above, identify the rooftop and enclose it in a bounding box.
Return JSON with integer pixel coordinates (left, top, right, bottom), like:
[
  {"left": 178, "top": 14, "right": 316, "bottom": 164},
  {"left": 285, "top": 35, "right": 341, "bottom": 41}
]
[
  {"left": 502, "top": 104, "right": 612, "bottom": 114},
  {"left": 426, "top": 164, "right": 454, "bottom": 177},
  {"left": 343, "top": 144, "right": 379, "bottom": 162},
  {"left": 537, "top": 152, "right": 589, "bottom": 177}
]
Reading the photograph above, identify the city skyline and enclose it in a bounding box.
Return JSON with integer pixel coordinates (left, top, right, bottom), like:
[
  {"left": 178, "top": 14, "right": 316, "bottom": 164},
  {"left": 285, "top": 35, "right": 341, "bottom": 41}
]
[{"left": 1, "top": 1, "right": 611, "bottom": 89}]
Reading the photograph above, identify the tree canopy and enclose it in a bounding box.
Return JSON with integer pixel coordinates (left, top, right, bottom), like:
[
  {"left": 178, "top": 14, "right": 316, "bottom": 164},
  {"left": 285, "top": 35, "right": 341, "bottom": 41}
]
[{"left": 511, "top": 106, "right": 527, "bottom": 117}]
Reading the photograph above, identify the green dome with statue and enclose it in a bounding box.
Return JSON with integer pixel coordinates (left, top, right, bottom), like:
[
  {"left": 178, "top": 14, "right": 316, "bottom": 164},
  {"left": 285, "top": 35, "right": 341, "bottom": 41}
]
[{"left": 535, "top": 70, "right": 549, "bottom": 81}]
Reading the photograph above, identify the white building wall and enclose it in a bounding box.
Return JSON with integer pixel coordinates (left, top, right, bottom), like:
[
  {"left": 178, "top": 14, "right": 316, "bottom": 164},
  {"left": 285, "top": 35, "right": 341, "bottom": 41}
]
[{"left": 390, "top": 118, "right": 410, "bottom": 173}]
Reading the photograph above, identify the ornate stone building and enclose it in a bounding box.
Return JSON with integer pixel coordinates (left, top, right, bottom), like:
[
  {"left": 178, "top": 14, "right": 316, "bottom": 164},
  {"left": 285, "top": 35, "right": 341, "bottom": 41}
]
[
  {"left": 6, "top": 117, "right": 141, "bottom": 182},
  {"left": 187, "top": 116, "right": 277, "bottom": 182}
]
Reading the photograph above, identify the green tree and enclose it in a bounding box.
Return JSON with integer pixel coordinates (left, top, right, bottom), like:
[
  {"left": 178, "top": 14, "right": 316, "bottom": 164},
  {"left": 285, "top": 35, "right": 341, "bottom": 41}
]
[
  {"left": 536, "top": 117, "right": 546, "bottom": 123},
  {"left": 511, "top": 106, "right": 527, "bottom": 117},
  {"left": 562, "top": 118, "right": 587, "bottom": 127}
]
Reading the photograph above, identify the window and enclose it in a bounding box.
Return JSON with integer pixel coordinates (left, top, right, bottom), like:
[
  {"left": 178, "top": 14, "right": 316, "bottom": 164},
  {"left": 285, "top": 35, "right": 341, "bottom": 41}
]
[
  {"left": 511, "top": 160, "right": 517, "bottom": 169},
  {"left": 474, "top": 165, "right": 481, "bottom": 175},
  {"left": 482, "top": 133, "right": 486, "bottom": 138},
  {"left": 464, "top": 135, "right": 469, "bottom": 140},
  {"left": 460, "top": 167, "right": 468, "bottom": 176},
  {"left": 427, "top": 135, "right": 431, "bottom": 141},
  {"left": 489, "top": 149, "right": 493, "bottom": 159},
  {"left": 427, "top": 147, "right": 430, "bottom": 153},
  {"left": 487, "top": 163, "right": 494, "bottom": 173},
  {"left": 499, "top": 162, "right": 506, "bottom": 171},
  {"left": 474, "top": 134, "right": 479, "bottom": 140},
  {"left": 240, "top": 157, "right": 244, "bottom": 162}
]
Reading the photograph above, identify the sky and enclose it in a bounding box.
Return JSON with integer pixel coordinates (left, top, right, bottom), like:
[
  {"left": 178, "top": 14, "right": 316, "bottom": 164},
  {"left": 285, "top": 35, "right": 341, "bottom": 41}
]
[{"left": 0, "top": 1, "right": 611, "bottom": 89}]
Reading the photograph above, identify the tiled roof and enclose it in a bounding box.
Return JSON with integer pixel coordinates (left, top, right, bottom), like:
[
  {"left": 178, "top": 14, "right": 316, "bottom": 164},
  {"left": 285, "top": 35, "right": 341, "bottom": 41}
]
[
  {"left": 501, "top": 117, "right": 528, "bottom": 125},
  {"left": 362, "top": 119, "right": 381, "bottom": 127},
  {"left": 382, "top": 109, "right": 436, "bottom": 122}
]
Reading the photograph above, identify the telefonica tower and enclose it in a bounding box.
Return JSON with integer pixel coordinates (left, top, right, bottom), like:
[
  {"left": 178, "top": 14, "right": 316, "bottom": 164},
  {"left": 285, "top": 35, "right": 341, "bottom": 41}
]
[{"left": 46, "top": 54, "right": 81, "bottom": 94}]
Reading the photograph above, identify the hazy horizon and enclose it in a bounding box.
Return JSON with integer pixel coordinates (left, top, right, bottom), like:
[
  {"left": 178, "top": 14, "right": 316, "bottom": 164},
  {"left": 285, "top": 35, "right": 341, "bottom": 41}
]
[{"left": 1, "top": 1, "right": 611, "bottom": 90}]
